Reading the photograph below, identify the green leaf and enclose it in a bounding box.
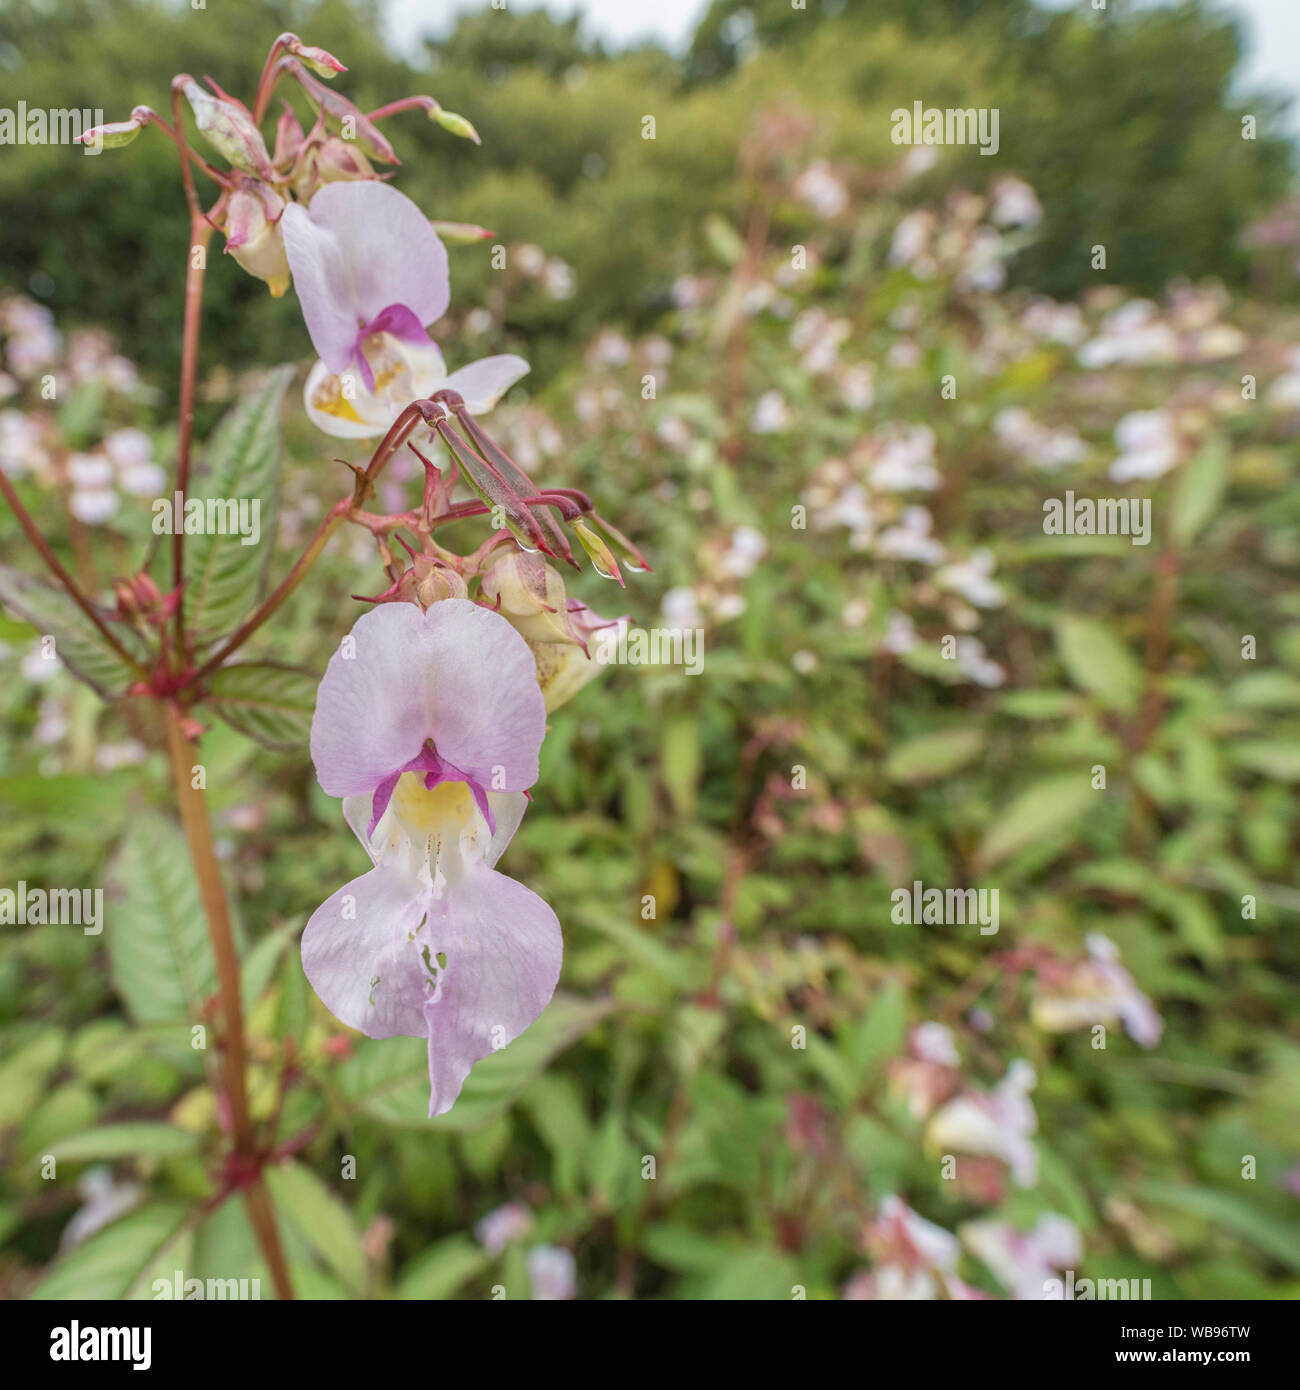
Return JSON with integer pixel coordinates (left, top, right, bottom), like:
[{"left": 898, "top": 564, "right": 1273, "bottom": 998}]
[
  {"left": 1170, "top": 437, "right": 1229, "bottom": 547},
  {"left": 106, "top": 814, "right": 218, "bottom": 1023},
  {"left": 49, "top": 1122, "right": 199, "bottom": 1162},
  {"left": 976, "top": 774, "right": 1096, "bottom": 868},
  {"left": 845, "top": 980, "right": 907, "bottom": 1086},
  {"left": 30, "top": 1205, "right": 188, "bottom": 1299},
  {"left": 1054, "top": 615, "right": 1142, "bottom": 713},
  {"left": 884, "top": 726, "right": 985, "bottom": 784},
  {"left": 1136, "top": 1181, "right": 1300, "bottom": 1272},
  {"left": 264, "top": 1161, "right": 367, "bottom": 1296},
  {"left": 337, "top": 993, "right": 613, "bottom": 1132},
  {"left": 205, "top": 662, "right": 318, "bottom": 750},
  {"left": 396, "top": 1235, "right": 490, "bottom": 1299},
  {"left": 185, "top": 366, "right": 292, "bottom": 640},
  {"left": 1231, "top": 740, "right": 1300, "bottom": 782},
  {"left": 661, "top": 715, "right": 701, "bottom": 818},
  {"left": 0, "top": 565, "right": 146, "bottom": 697}
]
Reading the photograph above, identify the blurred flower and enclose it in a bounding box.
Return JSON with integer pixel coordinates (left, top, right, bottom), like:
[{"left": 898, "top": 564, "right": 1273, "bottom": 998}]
[
  {"left": 1078, "top": 300, "right": 1177, "bottom": 368},
  {"left": 59, "top": 1167, "right": 142, "bottom": 1251},
  {"left": 992, "top": 407, "right": 1088, "bottom": 470},
  {"left": 870, "top": 426, "right": 940, "bottom": 493},
  {"left": 1031, "top": 933, "right": 1163, "bottom": 1047},
  {"left": 475, "top": 1201, "right": 534, "bottom": 1255},
  {"left": 988, "top": 177, "right": 1042, "bottom": 229},
  {"left": 936, "top": 549, "right": 1004, "bottom": 608},
  {"left": 1109, "top": 408, "right": 1179, "bottom": 482},
  {"left": 954, "top": 636, "right": 1005, "bottom": 688},
  {"left": 527, "top": 1245, "right": 576, "bottom": 1300},
  {"left": 877, "top": 506, "right": 944, "bottom": 563},
  {"left": 751, "top": 390, "right": 792, "bottom": 434},
  {"left": 960, "top": 1214, "right": 1082, "bottom": 1300},
  {"left": 927, "top": 1059, "right": 1038, "bottom": 1186},
  {"left": 793, "top": 158, "right": 849, "bottom": 220},
  {"left": 845, "top": 1196, "right": 984, "bottom": 1301}
]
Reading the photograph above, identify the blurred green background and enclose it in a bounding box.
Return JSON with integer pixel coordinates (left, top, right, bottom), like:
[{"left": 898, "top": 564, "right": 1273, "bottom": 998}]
[{"left": 1, "top": 0, "right": 1298, "bottom": 1300}]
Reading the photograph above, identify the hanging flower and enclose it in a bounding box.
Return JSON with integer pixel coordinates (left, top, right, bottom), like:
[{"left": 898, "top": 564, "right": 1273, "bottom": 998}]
[
  {"left": 302, "top": 598, "right": 561, "bottom": 1117},
  {"left": 281, "top": 180, "right": 528, "bottom": 436}
]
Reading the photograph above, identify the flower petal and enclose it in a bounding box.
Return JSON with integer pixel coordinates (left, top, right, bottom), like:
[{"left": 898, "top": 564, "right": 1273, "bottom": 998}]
[
  {"left": 422, "top": 865, "right": 562, "bottom": 1116},
  {"left": 301, "top": 866, "right": 432, "bottom": 1038},
  {"left": 442, "top": 354, "right": 531, "bottom": 414},
  {"left": 311, "top": 599, "right": 546, "bottom": 800},
  {"left": 282, "top": 182, "right": 450, "bottom": 374},
  {"left": 302, "top": 359, "right": 388, "bottom": 439}
]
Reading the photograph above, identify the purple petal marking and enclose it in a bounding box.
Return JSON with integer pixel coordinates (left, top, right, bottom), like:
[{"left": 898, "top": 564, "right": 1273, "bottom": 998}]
[
  {"left": 311, "top": 599, "right": 545, "bottom": 804},
  {"left": 367, "top": 743, "right": 498, "bottom": 838}
]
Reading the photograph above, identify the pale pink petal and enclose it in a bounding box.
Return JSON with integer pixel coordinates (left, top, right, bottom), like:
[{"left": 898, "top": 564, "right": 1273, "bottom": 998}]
[
  {"left": 282, "top": 182, "right": 450, "bottom": 374},
  {"left": 301, "top": 866, "right": 432, "bottom": 1038},
  {"left": 442, "top": 354, "right": 530, "bottom": 414},
  {"left": 422, "top": 865, "right": 563, "bottom": 1116},
  {"left": 311, "top": 599, "right": 545, "bottom": 799}
]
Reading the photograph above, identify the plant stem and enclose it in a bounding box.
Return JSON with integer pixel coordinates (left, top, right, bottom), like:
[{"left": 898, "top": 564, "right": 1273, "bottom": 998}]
[
  {"left": 172, "top": 214, "right": 213, "bottom": 654},
  {"left": 187, "top": 499, "right": 350, "bottom": 686},
  {"left": 0, "top": 469, "right": 146, "bottom": 673},
  {"left": 163, "top": 703, "right": 294, "bottom": 1299}
]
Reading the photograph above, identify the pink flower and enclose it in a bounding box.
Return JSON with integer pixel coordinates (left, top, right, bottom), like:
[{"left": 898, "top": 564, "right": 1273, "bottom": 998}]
[
  {"left": 926, "top": 1059, "right": 1039, "bottom": 1188},
  {"left": 302, "top": 599, "right": 562, "bottom": 1116},
  {"left": 282, "top": 181, "right": 528, "bottom": 435}
]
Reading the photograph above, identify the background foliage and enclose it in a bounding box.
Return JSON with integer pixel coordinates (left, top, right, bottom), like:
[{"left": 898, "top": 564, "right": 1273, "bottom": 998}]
[{"left": 0, "top": 0, "right": 1298, "bottom": 1300}]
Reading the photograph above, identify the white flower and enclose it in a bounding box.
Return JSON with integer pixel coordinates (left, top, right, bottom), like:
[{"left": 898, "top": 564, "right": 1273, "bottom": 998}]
[
  {"left": 989, "top": 176, "right": 1042, "bottom": 229},
  {"left": 937, "top": 549, "right": 1004, "bottom": 608},
  {"left": 877, "top": 506, "right": 945, "bottom": 564},
  {"left": 750, "top": 389, "right": 791, "bottom": 434},
  {"left": 1109, "top": 409, "right": 1178, "bottom": 482},
  {"left": 871, "top": 427, "right": 940, "bottom": 492}
]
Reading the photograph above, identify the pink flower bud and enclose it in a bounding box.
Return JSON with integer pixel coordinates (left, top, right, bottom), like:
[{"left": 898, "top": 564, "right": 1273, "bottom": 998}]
[
  {"left": 179, "top": 76, "right": 274, "bottom": 179},
  {"left": 224, "top": 178, "right": 291, "bottom": 298}
]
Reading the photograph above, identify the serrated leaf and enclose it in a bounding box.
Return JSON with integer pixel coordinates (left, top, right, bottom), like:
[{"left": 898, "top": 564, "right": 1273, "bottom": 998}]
[
  {"left": 0, "top": 565, "right": 147, "bottom": 697},
  {"left": 264, "top": 1160, "right": 367, "bottom": 1296},
  {"left": 1054, "top": 615, "right": 1142, "bottom": 713},
  {"left": 976, "top": 774, "right": 1096, "bottom": 868},
  {"left": 205, "top": 662, "right": 317, "bottom": 749},
  {"left": 106, "top": 814, "right": 218, "bottom": 1024},
  {"left": 30, "top": 1205, "right": 188, "bottom": 1299},
  {"left": 185, "top": 366, "right": 292, "bottom": 639},
  {"left": 337, "top": 993, "right": 613, "bottom": 1132}
]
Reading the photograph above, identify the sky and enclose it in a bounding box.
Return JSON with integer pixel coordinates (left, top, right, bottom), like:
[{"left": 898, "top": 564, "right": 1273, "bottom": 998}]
[{"left": 381, "top": 0, "right": 1300, "bottom": 136}]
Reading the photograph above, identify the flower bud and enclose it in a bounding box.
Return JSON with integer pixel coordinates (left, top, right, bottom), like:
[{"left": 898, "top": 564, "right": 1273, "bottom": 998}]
[
  {"left": 76, "top": 108, "right": 149, "bottom": 151},
  {"left": 224, "top": 179, "right": 291, "bottom": 298},
  {"left": 429, "top": 220, "right": 496, "bottom": 245},
  {"left": 481, "top": 552, "right": 577, "bottom": 646},
  {"left": 284, "top": 36, "right": 347, "bottom": 78},
  {"left": 294, "top": 134, "right": 376, "bottom": 203},
  {"left": 180, "top": 77, "right": 274, "bottom": 179},
  {"left": 272, "top": 103, "right": 305, "bottom": 168},
  {"left": 431, "top": 108, "right": 481, "bottom": 145}
]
